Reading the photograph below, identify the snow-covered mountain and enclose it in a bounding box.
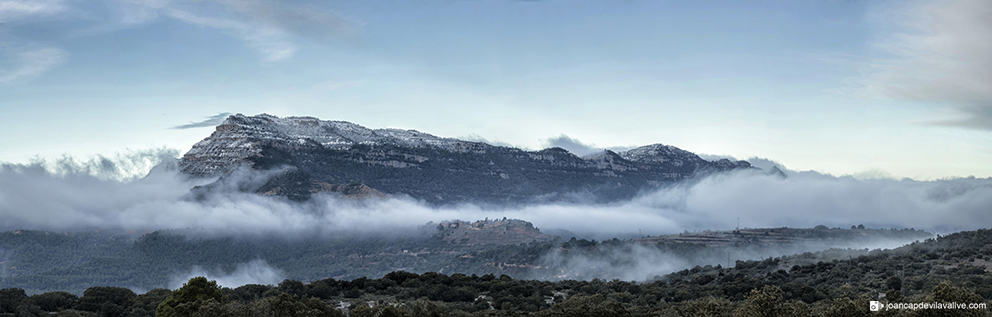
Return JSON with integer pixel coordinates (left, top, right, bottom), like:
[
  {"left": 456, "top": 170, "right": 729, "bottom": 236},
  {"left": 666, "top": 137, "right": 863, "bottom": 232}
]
[
  {"left": 179, "top": 113, "right": 751, "bottom": 203},
  {"left": 180, "top": 113, "right": 476, "bottom": 176}
]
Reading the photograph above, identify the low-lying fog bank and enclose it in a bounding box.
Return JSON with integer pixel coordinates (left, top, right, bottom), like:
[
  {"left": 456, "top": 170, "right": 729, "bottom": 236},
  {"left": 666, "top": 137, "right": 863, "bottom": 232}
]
[
  {"left": 1, "top": 151, "right": 988, "bottom": 236},
  {"left": 0, "top": 151, "right": 988, "bottom": 288}
]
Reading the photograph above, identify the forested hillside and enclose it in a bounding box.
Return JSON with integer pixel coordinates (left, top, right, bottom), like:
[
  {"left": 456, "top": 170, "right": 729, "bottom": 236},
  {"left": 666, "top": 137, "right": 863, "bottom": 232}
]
[
  {"left": 0, "top": 223, "right": 930, "bottom": 294},
  {"left": 1, "top": 228, "right": 990, "bottom": 316},
  {"left": 0, "top": 225, "right": 931, "bottom": 296}
]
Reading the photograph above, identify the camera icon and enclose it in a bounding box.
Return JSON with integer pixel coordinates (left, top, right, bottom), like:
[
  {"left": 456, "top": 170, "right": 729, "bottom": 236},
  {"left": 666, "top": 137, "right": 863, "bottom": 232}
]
[{"left": 870, "top": 301, "right": 881, "bottom": 312}]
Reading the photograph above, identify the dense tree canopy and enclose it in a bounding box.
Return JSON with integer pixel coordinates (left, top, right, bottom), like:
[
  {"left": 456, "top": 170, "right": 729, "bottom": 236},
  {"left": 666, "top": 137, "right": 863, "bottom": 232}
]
[{"left": 155, "top": 277, "right": 225, "bottom": 317}]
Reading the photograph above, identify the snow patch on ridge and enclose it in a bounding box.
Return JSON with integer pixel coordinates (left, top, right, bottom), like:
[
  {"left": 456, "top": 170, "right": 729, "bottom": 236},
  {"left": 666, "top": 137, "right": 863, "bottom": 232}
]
[{"left": 179, "top": 114, "right": 483, "bottom": 176}]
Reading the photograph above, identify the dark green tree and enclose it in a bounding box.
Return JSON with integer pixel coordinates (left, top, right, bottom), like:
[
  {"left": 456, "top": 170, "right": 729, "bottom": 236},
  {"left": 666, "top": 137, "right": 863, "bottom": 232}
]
[
  {"left": 348, "top": 301, "right": 373, "bottom": 317},
  {"left": 918, "top": 282, "right": 985, "bottom": 317},
  {"left": 277, "top": 280, "right": 306, "bottom": 297},
  {"left": 0, "top": 288, "right": 27, "bottom": 314},
  {"left": 537, "top": 294, "right": 629, "bottom": 317},
  {"left": 735, "top": 285, "right": 784, "bottom": 317},
  {"left": 267, "top": 293, "right": 343, "bottom": 317},
  {"left": 885, "top": 276, "right": 902, "bottom": 291},
  {"left": 409, "top": 300, "right": 447, "bottom": 317},
  {"left": 75, "top": 286, "right": 136, "bottom": 317},
  {"left": 29, "top": 291, "right": 78, "bottom": 312},
  {"left": 821, "top": 296, "right": 869, "bottom": 317},
  {"left": 129, "top": 289, "right": 171, "bottom": 317},
  {"left": 14, "top": 300, "right": 43, "bottom": 317},
  {"left": 156, "top": 277, "right": 225, "bottom": 317},
  {"left": 884, "top": 289, "right": 903, "bottom": 303},
  {"left": 677, "top": 296, "right": 734, "bottom": 317}
]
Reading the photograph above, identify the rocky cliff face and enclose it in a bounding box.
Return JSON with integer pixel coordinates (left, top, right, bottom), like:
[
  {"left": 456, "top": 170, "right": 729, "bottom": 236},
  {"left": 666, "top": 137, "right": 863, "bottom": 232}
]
[{"left": 179, "top": 114, "right": 752, "bottom": 204}]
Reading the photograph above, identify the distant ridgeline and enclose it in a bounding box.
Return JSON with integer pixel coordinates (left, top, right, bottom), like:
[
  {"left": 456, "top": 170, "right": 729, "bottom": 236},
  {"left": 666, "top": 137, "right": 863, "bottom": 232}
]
[
  {"left": 178, "top": 114, "right": 752, "bottom": 204},
  {"left": 637, "top": 226, "right": 935, "bottom": 248}
]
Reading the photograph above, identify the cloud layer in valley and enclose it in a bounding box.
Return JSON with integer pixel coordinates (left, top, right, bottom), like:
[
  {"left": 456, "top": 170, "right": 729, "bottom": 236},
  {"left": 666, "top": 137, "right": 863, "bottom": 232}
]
[
  {"left": 2, "top": 150, "right": 989, "bottom": 283},
  {"left": 1, "top": 150, "right": 990, "bottom": 237}
]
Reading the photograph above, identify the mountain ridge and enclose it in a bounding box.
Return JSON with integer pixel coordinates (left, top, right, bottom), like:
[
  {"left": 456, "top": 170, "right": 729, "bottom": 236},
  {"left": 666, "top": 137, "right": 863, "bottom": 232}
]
[{"left": 179, "top": 113, "right": 753, "bottom": 204}]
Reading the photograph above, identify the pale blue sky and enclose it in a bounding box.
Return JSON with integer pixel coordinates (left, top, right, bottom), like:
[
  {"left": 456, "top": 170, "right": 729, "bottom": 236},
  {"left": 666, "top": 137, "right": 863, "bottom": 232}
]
[{"left": 1, "top": 0, "right": 990, "bottom": 180}]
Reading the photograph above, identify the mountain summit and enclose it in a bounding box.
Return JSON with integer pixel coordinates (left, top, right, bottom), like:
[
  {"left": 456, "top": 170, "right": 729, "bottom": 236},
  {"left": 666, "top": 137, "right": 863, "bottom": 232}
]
[{"left": 179, "top": 114, "right": 751, "bottom": 204}]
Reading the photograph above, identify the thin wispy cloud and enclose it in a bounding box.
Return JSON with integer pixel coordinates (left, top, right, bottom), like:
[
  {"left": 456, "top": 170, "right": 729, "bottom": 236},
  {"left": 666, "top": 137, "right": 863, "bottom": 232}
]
[
  {"left": 217, "top": 0, "right": 358, "bottom": 40},
  {"left": 164, "top": 8, "right": 296, "bottom": 62},
  {"left": 863, "top": 0, "right": 992, "bottom": 130},
  {"left": 0, "top": 45, "right": 67, "bottom": 83},
  {"left": 113, "top": 0, "right": 170, "bottom": 25},
  {"left": 0, "top": 0, "right": 68, "bottom": 83},
  {"left": 930, "top": 105, "right": 992, "bottom": 130},
  {"left": 171, "top": 112, "right": 232, "bottom": 129},
  {"left": 5, "top": 0, "right": 355, "bottom": 62},
  {"left": 112, "top": 0, "right": 357, "bottom": 62},
  {"left": 0, "top": 0, "right": 65, "bottom": 22}
]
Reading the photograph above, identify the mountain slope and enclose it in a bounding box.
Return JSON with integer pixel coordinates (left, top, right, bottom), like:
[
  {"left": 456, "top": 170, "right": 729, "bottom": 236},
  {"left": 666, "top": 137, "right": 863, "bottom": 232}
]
[{"left": 179, "top": 114, "right": 752, "bottom": 204}]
